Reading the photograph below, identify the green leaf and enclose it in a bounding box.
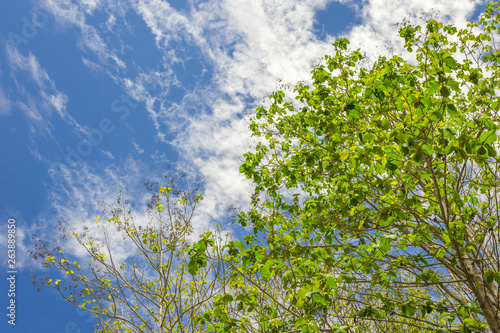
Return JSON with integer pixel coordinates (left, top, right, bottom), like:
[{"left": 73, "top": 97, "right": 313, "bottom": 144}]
[
  {"left": 223, "top": 294, "right": 234, "bottom": 303},
  {"left": 400, "top": 300, "right": 417, "bottom": 317},
  {"left": 234, "top": 240, "right": 245, "bottom": 251},
  {"left": 340, "top": 149, "right": 349, "bottom": 162},
  {"left": 260, "top": 260, "right": 274, "bottom": 278},
  {"left": 425, "top": 80, "right": 441, "bottom": 95},
  {"left": 435, "top": 329, "right": 450, "bottom": 333},
  {"left": 188, "top": 260, "right": 199, "bottom": 276},
  {"left": 480, "top": 129, "right": 497, "bottom": 145},
  {"left": 294, "top": 318, "right": 306, "bottom": 329},
  {"left": 326, "top": 276, "right": 338, "bottom": 289},
  {"left": 444, "top": 56, "right": 457, "bottom": 69},
  {"left": 332, "top": 325, "right": 349, "bottom": 333}
]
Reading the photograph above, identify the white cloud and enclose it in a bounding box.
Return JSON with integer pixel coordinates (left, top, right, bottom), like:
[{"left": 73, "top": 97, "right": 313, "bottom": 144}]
[
  {"left": 5, "top": 43, "right": 83, "bottom": 136},
  {"left": 31, "top": 157, "right": 154, "bottom": 257},
  {"left": 81, "top": 56, "right": 105, "bottom": 72},
  {"left": 131, "top": 140, "right": 144, "bottom": 154},
  {"left": 130, "top": 0, "right": 193, "bottom": 49},
  {"left": 35, "top": 0, "right": 486, "bottom": 253},
  {"left": 77, "top": 0, "right": 102, "bottom": 14},
  {"left": 42, "top": 0, "right": 127, "bottom": 71},
  {"left": 101, "top": 150, "right": 114, "bottom": 160},
  {"left": 162, "top": 0, "right": 486, "bottom": 228},
  {"left": 106, "top": 13, "right": 117, "bottom": 30},
  {"left": 110, "top": 0, "right": 342, "bottom": 225},
  {"left": 113, "top": 64, "right": 181, "bottom": 141},
  {"left": 0, "top": 85, "right": 12, "bottom": 116}
]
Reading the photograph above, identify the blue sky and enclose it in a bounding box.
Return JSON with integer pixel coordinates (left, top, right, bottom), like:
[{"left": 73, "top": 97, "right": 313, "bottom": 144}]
[{"left": 0, "top": 0, "right": 486, "bottom": 332}]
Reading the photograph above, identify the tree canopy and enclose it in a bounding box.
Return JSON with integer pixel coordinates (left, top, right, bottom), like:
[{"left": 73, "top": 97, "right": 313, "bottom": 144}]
[
  {"left": 192, "top": 2, "right": 500, "bottom": 332},
  {"left": 31, "top": 175, "right": 231, "bottom": 333},
  {"left": 35, "top": 2, "right": 500, "bottom": 333}
]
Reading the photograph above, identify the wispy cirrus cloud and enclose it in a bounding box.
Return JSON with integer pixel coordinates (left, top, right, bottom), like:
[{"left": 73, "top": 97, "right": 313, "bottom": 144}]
[
  {"left": 42, "top": 0, "right": 127, "bottom": 71},
  {"left": 131, "top": 140, "right": 144, "bottom": 154},
  {"left": 31, "top": 156, "right": 154, "bottom": 255},
  {"left": 32, "top": 0, "right": 485, "bottom": 249},
  {"left": 120, "top": 0, "right": 347, "bottom": 223},
  {"left": 0, "top": 84, "right": 12, "bottom": 116},
  {"left": 5, "top": 43, "right": 84, "bottom": 137}
]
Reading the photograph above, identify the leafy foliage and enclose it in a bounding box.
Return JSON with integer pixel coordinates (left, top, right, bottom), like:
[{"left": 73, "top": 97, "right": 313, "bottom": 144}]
[
  {"left": 31, "top": 175, "right": 227, "bottom": 333},
  {"left": 193, "top": 2, "right": 500, "bottom": 332},
  {"left": 34, "top": 3, "right": 500, "bottom": 333}
]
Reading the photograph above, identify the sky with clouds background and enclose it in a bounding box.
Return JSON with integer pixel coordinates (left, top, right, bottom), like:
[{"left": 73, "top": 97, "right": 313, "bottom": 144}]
[{"left": 0, "top": 0, "right": 487, "bottom": 331}]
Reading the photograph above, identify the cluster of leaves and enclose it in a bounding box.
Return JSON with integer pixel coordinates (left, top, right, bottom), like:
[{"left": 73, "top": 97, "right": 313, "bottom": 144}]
[
  {"left": 31, "top": 175, "right": 227, "bottom": 333},
  {"left": 191, "top": 2, "right": 500, "bottom": 333},
  {"left": 35, "top": 2, "right": 500, "bottom": 333}
]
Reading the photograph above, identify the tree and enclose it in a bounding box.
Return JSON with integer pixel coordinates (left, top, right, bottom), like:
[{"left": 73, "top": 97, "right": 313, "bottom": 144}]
[
  {"left": 193, "top": 2, "right": 500, "bottom": 332},
  {"left": 30, "top": 175, "right": 230, "bottom": 333}
]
